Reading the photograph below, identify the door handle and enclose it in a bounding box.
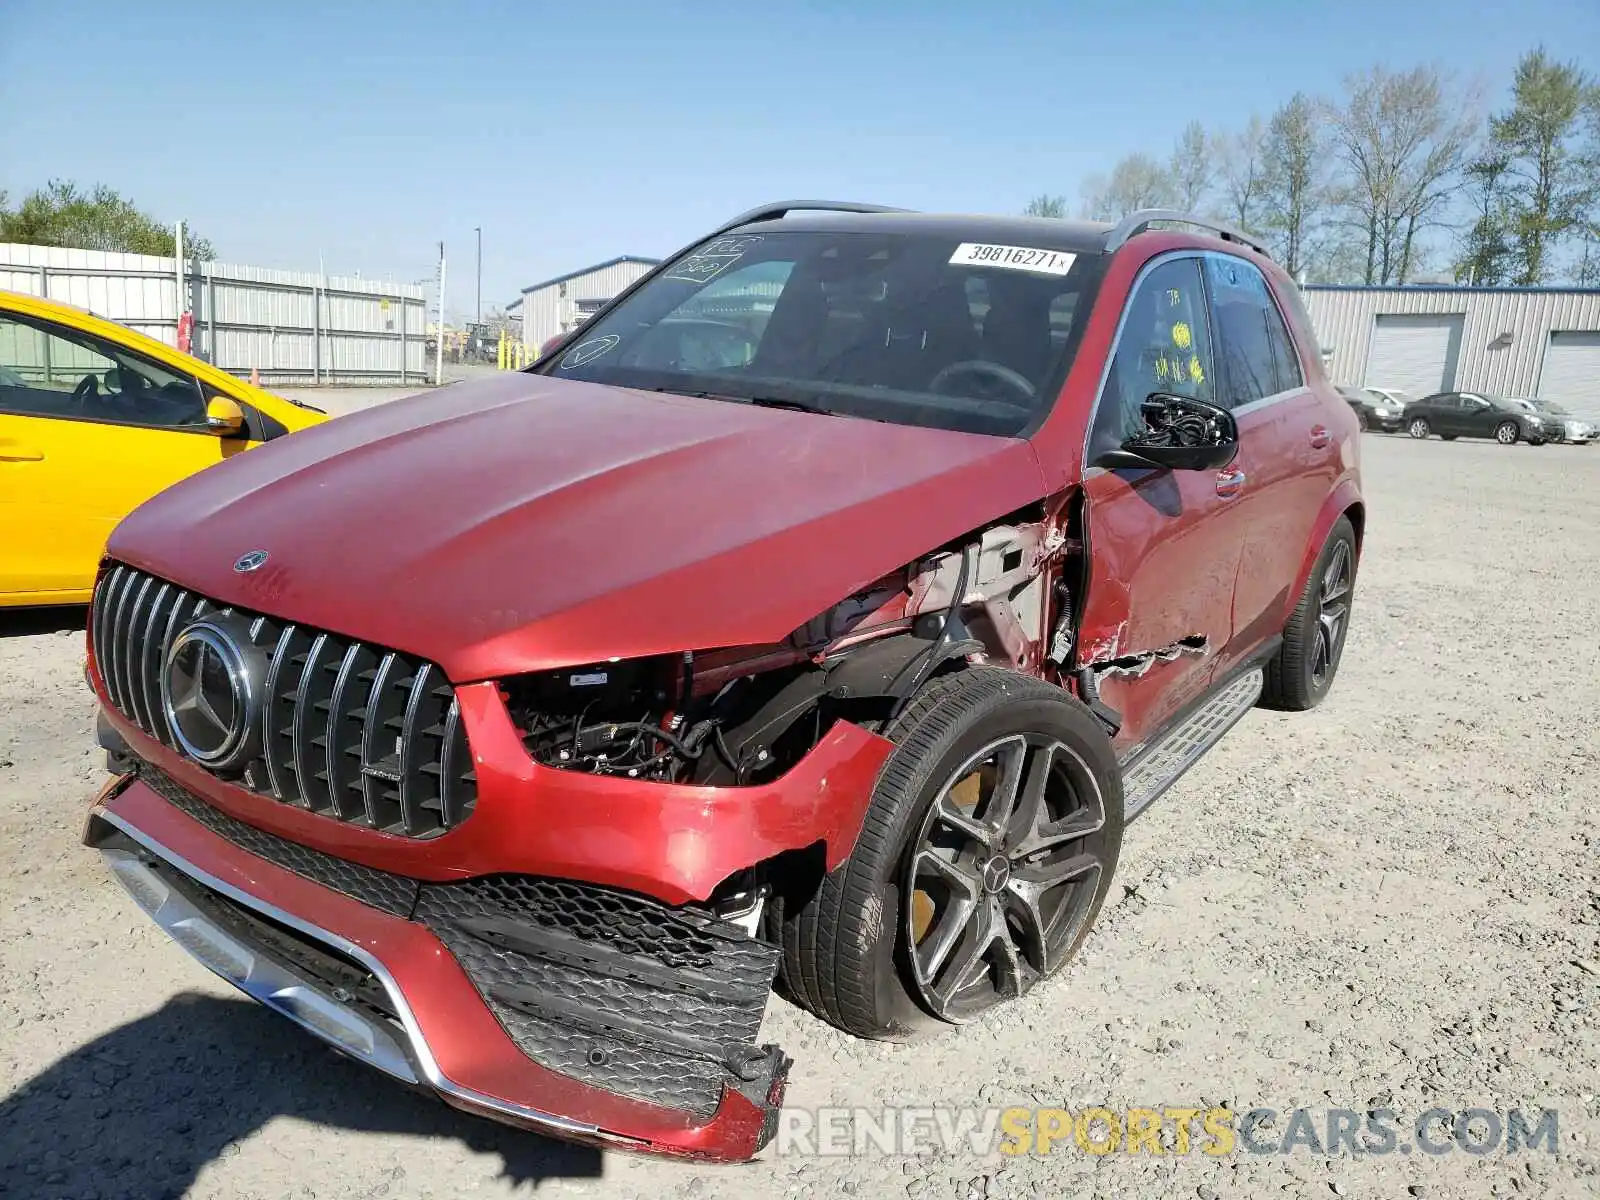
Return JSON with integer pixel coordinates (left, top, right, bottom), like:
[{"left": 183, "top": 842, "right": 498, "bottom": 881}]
[
  {"left": 0, "top": 442, "right": 44, "bottom": 462},
  {"left": 1309, "top": 425, "right": 1332, "bottom": 449},
  {"left": 1216, "top": 466, "right": 1247, "bottom": 498}
]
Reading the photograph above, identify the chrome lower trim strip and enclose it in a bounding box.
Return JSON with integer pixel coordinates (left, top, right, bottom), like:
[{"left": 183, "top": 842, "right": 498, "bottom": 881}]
[
  {"left": 101, "top": 846, "right": 418, "bottom": 1083},
  {"left": 95, "top": 809, "right": 607, "bottom": 1142}
]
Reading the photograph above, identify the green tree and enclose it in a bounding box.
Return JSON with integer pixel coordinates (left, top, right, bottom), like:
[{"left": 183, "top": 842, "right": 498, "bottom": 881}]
[
  {"left": 1080, "top": 153, "right": 1175, "bottom": 220},
  {"left": 1261, "top": 94, "right": 1330, "bottom": 278},
  {"left": 1023, "top": 194, "right": 1068, "bottom": 218},
  {"left": 1168, "top": 121, "right": 1215, "bottom": 212},
  {"left": 0, "top": 181, "right": 215, "bottom": 259},
  {"left": 1491, "top": 48, "right": 1594, "bottom": 284},
  {"left": 1452, "top": 155, "right": 1516, "bottom": 284}
]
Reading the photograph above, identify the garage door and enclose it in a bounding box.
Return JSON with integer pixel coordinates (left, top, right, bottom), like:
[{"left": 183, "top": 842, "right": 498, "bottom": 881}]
[
  {"left": 1364, "top": 314, "right": 1464, "bottom": 396},
  {"left": 1537, "top": 331, "right": 1600, "bottom": 421}
]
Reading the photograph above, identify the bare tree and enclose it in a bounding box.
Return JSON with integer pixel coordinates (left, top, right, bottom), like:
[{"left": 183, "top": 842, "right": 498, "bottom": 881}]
[
  {"left": 1080, "top": 153, "right": 1176, "bottom": 220},
  {"left": 1329, "top": 66, "right": 1478, "bottom": 284},
  {"left": 1260, "top": 94, "right": 1330, "bottom": 278},
  {"left": 1217, "top": 116, "right": 1271, "bottom": 234},
  {"left": 1169, "top": 122, "right": 1215, "bottom": 212}
]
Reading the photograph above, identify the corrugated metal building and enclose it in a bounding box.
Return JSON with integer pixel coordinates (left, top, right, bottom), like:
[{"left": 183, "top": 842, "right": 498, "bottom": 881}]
[
  {"left": 1304, "top": 285, "right": 1600, "bottom": 419},
  {"left": 509, "top": 256, "right": 659, "bottom": 349},
  {"left": 0, "top": 242, "right": 427, "bottom": 384}
]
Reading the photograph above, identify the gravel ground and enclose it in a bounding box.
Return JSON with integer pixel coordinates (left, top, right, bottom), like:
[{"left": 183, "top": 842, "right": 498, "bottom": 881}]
[{"left": 2, "top": 433, "right": 1597, "bottom": 1200}]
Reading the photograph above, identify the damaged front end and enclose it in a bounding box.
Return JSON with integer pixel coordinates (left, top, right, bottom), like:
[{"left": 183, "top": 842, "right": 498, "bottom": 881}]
[
  {"left": 86, "top": 767, "right": 794, "bottom": 1161},
  {"left": 82, "top": 495, "right": 1096, "bottom": 1161}
]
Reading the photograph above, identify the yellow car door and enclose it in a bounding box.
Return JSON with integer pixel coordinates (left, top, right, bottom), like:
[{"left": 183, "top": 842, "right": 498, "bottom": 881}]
[{"left": 0, "top": 310, "right": 254, "bottom": 604}]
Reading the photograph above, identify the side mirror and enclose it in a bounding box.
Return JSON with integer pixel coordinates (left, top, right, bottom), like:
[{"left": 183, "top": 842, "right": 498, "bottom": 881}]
[
  {"left": 1096, "top": 393, "right": 1239, "bottom": 472},
  {"left": 205, "top": 395, "right": 246, "bottom": 436}
]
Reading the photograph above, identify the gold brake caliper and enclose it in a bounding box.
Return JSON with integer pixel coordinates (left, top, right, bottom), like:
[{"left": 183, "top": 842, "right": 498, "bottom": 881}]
[{"left": 911, "top": 766, "right": 989, "bottom": 942}]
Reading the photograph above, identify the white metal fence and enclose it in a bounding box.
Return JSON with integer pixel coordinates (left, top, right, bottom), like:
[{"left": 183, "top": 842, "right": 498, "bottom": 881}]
[{"left": 0, "top": 243, "right": 428, "bottom": 386}]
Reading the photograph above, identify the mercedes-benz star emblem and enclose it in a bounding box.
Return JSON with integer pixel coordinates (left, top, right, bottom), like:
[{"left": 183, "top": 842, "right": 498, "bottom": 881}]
[
  {"left": 233, "top": 550, "right": 269, "bottom": 573},
  {"left": 162, "top": 615, "right": 265, "bottom": 772},
  {"left": 981, "top": 855, "right": 1012, "bottom": 895}
]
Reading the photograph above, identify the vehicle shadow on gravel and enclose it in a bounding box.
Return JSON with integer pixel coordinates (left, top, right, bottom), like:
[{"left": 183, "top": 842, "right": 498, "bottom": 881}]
[
  {"left": 0, "top": 605, "right": 88, "bottom": 639},
  {"left": 0, "top": 992, "right": 603, "bottom": 1196}
]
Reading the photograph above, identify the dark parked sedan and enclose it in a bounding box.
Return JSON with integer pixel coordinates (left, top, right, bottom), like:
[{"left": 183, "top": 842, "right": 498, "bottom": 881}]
[
  {"left": 1402, "top": 391, "right": 1549, "bottom": 445},
  {"left": 1337, "top": 385, "right": 1404, "bottom": 432}
]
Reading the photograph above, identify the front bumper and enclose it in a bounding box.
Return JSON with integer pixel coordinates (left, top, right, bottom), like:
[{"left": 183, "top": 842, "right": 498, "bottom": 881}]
[
  {"left": 85, "top": 770, "right": 792, "bottom": 1161},
  {"left": 1369, "top": 413, "right": 1403, "bottom": 432},
  {"left": 93, "top": 679, "right": 892, "bottom": 908}
]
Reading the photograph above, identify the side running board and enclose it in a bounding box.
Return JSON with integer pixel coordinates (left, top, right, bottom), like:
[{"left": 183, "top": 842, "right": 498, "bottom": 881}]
[{"left": 1119, "top": 668, "right": 1264, "bottom": 820}]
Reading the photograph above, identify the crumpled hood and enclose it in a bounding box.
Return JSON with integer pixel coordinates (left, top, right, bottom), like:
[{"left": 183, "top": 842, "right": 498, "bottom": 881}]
[{"left": 109, "top": 373, "right": 1049, "bottom": 680}]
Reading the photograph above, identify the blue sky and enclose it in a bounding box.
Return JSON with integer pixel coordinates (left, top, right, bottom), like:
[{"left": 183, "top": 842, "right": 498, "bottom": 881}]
[{"left": 2, "top": 0, "right": 1596, "bottom": 314}]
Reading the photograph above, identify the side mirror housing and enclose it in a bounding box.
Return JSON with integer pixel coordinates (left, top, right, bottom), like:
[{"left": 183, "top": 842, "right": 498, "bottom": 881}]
[
  {"left": 205, "top": 395, "right": 246, "bottom": 437},
  {"left": 1096, "top": 393, "right": 1239, "bottom": 472}
]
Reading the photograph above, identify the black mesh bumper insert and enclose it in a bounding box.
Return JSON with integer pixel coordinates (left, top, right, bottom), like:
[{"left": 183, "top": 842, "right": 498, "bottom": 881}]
[{"left": 415, "top": 876, "right": 787, "bottom": 1120}]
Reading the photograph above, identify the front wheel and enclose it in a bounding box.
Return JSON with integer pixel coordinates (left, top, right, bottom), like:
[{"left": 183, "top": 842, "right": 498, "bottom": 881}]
[
  {"left": 773, "top": 668, "right": 1123, "bottom": 1038},
  {"left": 1262, "top": 516, "right": 1357, "bottom": 712},
  {"left": 1356, "top": 409, "right": 1369, "bottom": 431},
  {"left": 1495, "top": 421, "right": 1520, "bottom": 445},
  {"left": 1408, "top": 417, "right": 1431, "bottom": 439}
]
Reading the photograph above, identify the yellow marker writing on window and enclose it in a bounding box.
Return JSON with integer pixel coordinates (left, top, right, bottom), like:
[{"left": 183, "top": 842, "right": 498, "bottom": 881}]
[
  {"left": 1189, "top": 354, "right": 1205, "bottom": 384},
  {"left": 1171, "top": 321, "right": 1192, "bottom": 351}
]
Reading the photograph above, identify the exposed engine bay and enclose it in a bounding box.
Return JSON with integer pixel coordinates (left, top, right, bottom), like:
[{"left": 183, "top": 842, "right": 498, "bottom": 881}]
[{"left": 505, "top": 503, "right": 1083, "bottom": 791}]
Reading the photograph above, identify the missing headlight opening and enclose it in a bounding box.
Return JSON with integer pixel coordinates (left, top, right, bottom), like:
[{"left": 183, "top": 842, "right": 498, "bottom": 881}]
[{"left": 506, "top": 510, "right": 1081, "bottom": 787}]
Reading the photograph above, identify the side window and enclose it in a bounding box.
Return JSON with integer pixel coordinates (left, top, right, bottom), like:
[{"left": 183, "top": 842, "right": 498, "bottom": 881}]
[
  {"left": 1204, "top": 257, "right": 1300, "bottom": 407},
  {"left": 1091, "top": 257, "right": 1214, "bottom": 457},
  {"left": 0, "top": 313, "right": 207, "bottom": 429}
]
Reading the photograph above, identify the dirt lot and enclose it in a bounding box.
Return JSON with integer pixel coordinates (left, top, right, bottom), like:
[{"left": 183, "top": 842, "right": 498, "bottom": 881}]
[{"left": 2, "top": 433, "right": 1597, "bottom": 1200}]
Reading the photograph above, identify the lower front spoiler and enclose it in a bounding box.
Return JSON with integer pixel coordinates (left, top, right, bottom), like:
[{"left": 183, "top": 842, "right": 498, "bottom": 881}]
[{"left": 84, "top": 776, "right": 787, "bottom": 1162}]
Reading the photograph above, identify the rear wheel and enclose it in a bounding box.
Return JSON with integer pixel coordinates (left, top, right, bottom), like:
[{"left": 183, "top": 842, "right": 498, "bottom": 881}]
[
  {"left": 1495, "top": 421, "right": 1520, "bottom": 445},
  {"left": 773, "top": 668, "right": 1123, "bottom": 1038},
  {"left": 1262, "top": 516, "right": 1357, "bottom": 711},
  {"left": 1408, "top": 417, "right": 1430, "bottom": 439},
  {"left": 1440, "top": 434, "right": 1458, "bottom": 441},
  {"left": 1355, "top": 409, "right": 1369, "bottom": 431}
]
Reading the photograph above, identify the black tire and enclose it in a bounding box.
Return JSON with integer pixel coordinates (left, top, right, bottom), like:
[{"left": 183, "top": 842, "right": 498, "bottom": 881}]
[
  {"left": 1355, "top": 409, "right": 1369, "bottom": 431},
  {"left": 1407, "top": 417, "right": 1430, "bottom": 439},
  {"left": 1262, "top": 516, "right": 1357, "bottom": 711},
  {"left": 1495, "top": 421, "right": 1520, "bottom": 445},
  {"left": 773, "top": 667, "right": 1123, "bottom": 1039},
  {"left": 1440, "top": 434, "right": 1458, "bottom": 441}
]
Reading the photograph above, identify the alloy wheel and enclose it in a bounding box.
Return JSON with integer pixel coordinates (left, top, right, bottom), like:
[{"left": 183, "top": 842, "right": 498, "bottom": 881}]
[
  {"left": 904, "top": 734, "right": 1108, "bottom": 1022},
  {"left": 1496, "top": 422, "right": 1519, "bottom": 445},
  {"left": 1408, "top": 418, "right": 1429, "bottom": 439},
  {"left": 1311, "top": 539, "right": 1353, "bottom": 688}
]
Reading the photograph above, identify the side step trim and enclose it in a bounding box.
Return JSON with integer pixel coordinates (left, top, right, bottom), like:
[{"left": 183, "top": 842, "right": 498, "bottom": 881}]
[{"left": 1119, "top": 667, "right": 1263, "bottom": 821}]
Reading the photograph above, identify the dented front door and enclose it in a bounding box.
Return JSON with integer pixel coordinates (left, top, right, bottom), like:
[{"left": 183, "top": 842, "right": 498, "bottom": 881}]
[{"left": 1074, "top": 255, "right": 1239, "bottom": 752}]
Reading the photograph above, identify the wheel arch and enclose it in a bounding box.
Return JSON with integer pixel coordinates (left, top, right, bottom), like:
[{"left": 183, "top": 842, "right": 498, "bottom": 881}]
[{"left": 1282, "top": 483, "right": 1363, "bottom": 631}]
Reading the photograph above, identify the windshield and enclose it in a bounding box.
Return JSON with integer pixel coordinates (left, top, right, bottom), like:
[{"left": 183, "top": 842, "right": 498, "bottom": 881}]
[
  {"left": 538, "top": 229, "right": 1103, "bottom": 437},
  {"left": 1532, "top": 399, "right": 1569, "bottom": 415},
  {"left": 1374, "top": 389, "right": 1409, "bottom": 405}
]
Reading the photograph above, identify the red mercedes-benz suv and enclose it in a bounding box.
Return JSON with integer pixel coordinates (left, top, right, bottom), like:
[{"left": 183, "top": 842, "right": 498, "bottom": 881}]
[{"left": 83, "top": 202, "right": 1362, "bottom": 1161}]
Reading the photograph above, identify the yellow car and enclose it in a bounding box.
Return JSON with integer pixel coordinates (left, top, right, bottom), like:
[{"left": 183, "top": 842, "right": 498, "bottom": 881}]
[{"left": 0, "top": 289, "right": 326, "bottom": 606}]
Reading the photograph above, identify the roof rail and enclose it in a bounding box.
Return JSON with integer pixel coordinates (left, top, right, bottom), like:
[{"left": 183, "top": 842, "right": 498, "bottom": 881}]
[
  {"left": 1105, "top": 209, "right": 1271, "bottom": 258},
  {"left": 711, "top": 200, "right": 911, "bottom": 238}
]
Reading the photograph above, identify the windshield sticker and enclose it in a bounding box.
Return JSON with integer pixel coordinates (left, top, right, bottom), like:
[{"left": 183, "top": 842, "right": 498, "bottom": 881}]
[
  {"left": 559, "top": 334, "right": 621, "bottom": 369},
  {"left": 949, "top": 243, "right": 1076, "bottom": 276},
  {"left": 665, "top": 235, "right": 763, "bottom": 285}
]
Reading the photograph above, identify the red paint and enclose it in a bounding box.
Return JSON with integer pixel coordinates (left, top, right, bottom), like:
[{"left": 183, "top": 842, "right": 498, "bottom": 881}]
[
  {"left": 106, "top": 375, "right": 1048, "bottom": 682},
  {"left": 90, "top": 778, "right": 775, "bottom": 1162},
  {"left": 95, "top": 684, "right": 893, "bottom": 906}
]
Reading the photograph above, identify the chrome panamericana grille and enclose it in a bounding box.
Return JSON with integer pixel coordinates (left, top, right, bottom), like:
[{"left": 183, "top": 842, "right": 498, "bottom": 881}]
[{"left": 92, "top": 563, "right": 476, "bottom": 838}]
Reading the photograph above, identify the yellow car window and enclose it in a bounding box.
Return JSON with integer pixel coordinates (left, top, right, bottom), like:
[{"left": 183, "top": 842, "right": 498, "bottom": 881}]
[{"left": 0, "top": 312, "right": 208, "bottom": 430}]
